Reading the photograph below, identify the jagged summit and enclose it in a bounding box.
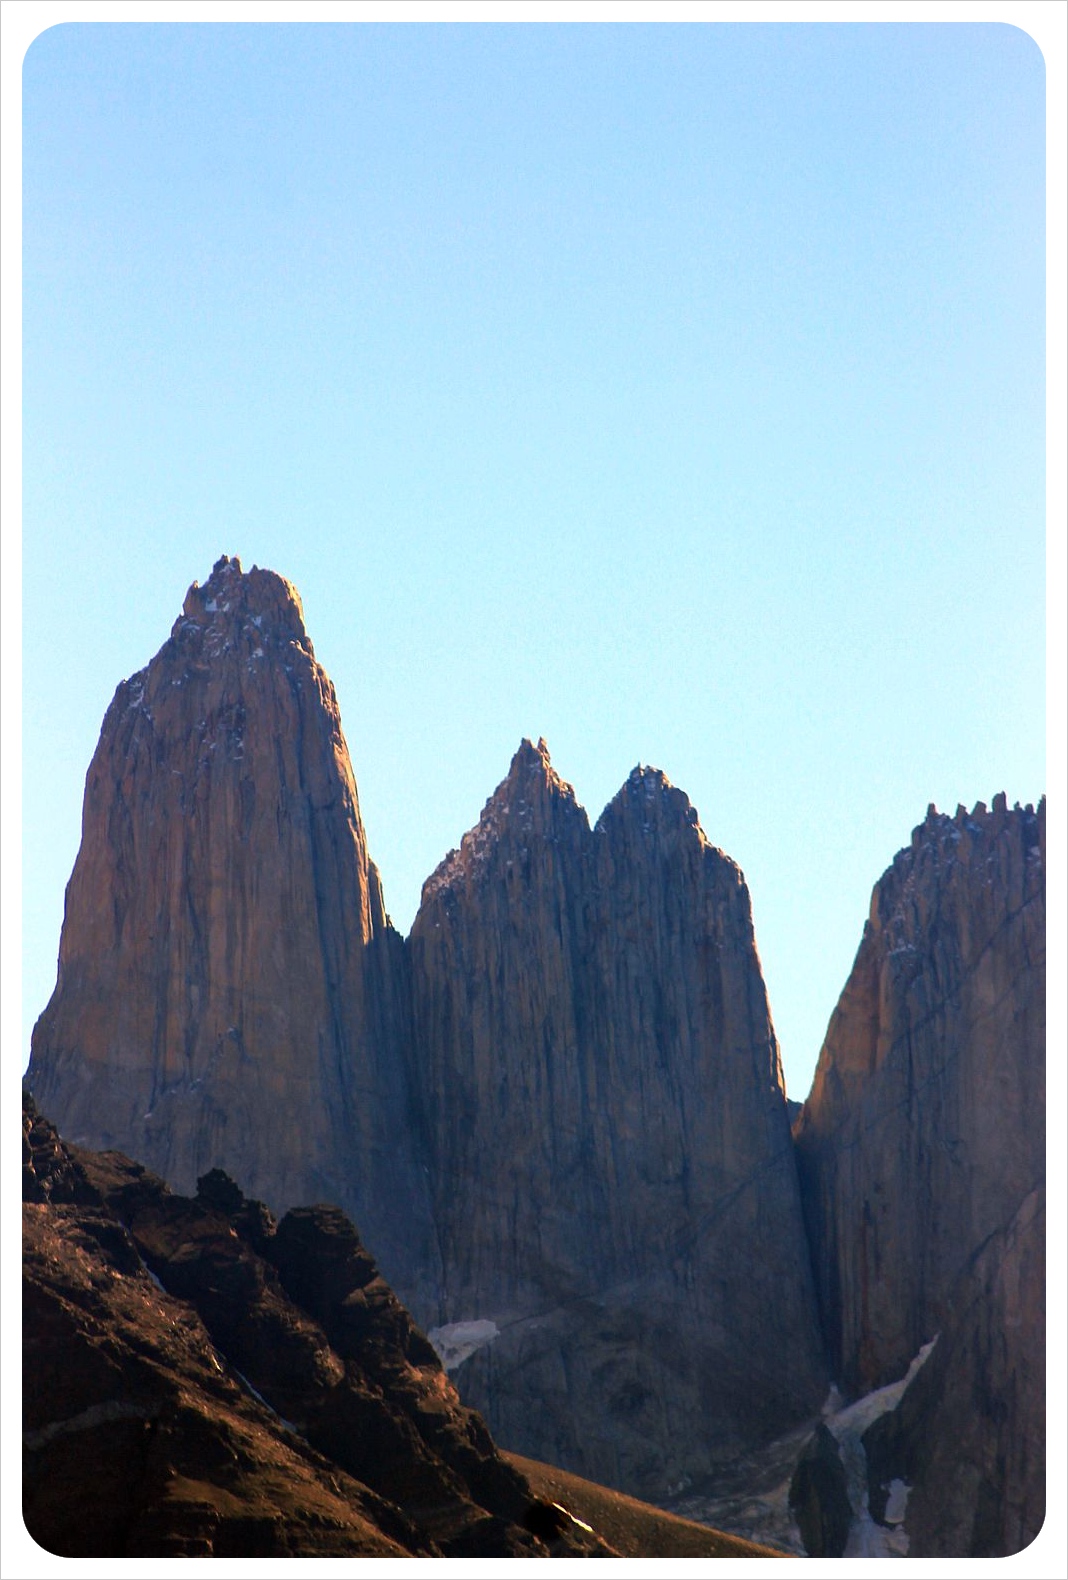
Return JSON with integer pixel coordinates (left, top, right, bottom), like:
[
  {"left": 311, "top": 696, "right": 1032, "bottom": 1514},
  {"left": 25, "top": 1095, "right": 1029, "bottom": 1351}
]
[
  {"left": 599, "top": 763, "right": 704, "bottom": 835},
  {"left": 792, "top": 793, "right": 1045, "bottom": 1552},
  {"left": 795, "top": 793, "right": 1044, "bottom": 1381},
  {"left": 420, "top": 743, "right": 749, "bottom": 913},
  {"left": 410, "top": 738, "right": 824, "bottom": 1493},
  {"left": 420, "top": 738, "right": 588, "bottom": 906},
  {"left": 904, "top": 792, "right": 1044, "bottom": 863},
  {"left": 176, "top": 553, "right": 310, "bottom": 646},
  {"left": 26, "top": 556, "right": 432, "bottom": 1305},
  {"left": 594, "top": 765, "right": 742, "bottom": 895},
  {"left": 502, "top": 735, "right": 579, "bottom": 800}
]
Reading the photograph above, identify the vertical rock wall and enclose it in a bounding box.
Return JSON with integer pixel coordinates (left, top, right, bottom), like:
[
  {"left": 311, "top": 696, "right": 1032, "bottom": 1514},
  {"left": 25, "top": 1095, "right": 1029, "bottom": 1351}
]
[
  {"left": 792, "top": 797, "right": 1045, "bottom": 1555},
  {"left": 794, "top": 796, "right": 1045, "bottom": 1397},
  {"left": 408, "top": 739, "right": 827, "bottom": 1496},
  {"left": 29, "top": 556, "right": 1043, "bottom": 1536},
  {"left": 27, "top": 557, "right": 434, "bottom": 1305}
]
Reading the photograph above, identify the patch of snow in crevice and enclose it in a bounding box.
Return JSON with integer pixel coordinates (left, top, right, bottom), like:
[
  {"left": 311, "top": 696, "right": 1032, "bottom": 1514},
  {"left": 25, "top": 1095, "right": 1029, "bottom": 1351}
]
[
  {"left": 552, "top": 1501, "right": 594, "bottom": 1534},
  {"left": 427, "top": 1319, "right": 499, "bottom": 1371},
  {"left": 136, "top": 1253, "right": 168, "bottom": 1295},
  {"left": 823, "top": 1339, "right": 936, "bottom": 1558},
  {"left": 825, "top": 1336, "right": 938, "bottom": 1441},
  {"left": 884, "top": 1478, "right": 910, "bottom": 1525},
  {"left": 231, "top": 1368, "right": 299, "bottom": 1432},
  {"left": 844, "top": 1507, "right": 910, "bottom": 1557}
]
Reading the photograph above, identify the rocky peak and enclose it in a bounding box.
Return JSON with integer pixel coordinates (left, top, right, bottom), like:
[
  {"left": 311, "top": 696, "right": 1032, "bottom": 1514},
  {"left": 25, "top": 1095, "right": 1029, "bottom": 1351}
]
[
  {"left": 409, "top": 744, "right": 826, "bottom": 1495},
  {"left": 420, "top": 738, "right": 588, "bottom": 907},
  {"left": 496, "top": 737, "right": 583, "bottom": 821},
  {"left": 26, "top": 557, "right": 431, "bottom": 1307},
  {"left": 597, "top": 764, "right": 709, "bottom": 847},
  {"left": 176, "top": 554, "right": 310, "bottom": 651}
]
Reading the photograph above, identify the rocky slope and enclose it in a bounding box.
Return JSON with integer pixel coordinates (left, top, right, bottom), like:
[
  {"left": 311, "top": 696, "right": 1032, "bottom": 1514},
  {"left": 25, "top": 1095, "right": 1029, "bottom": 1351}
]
[
  {"left": 793, "top": 797, "right": 1045, "bottom": 1555},
  {"left": 26, "top": 556, "right": 433, "bottom": 1309},
  {"left": 22, "top": 1095, "right": 616, "bottom": 1559},
  {"left": 408, "top": 738, "right": 828, "bottom": 1496}
]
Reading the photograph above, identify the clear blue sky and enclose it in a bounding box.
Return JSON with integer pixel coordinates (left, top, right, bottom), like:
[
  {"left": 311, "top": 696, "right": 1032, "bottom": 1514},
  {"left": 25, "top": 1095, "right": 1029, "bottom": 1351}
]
[{"left": 20, "top": 19, "right": 1048, "bottom": 1100}]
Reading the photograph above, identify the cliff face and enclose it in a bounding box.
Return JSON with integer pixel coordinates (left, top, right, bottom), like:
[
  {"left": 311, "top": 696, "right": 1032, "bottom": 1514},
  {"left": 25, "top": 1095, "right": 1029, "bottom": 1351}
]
[
  {"left": 26, "top": 556, "right": 431, "bottom": 1305},
  {"left": 794, "top": 796, "right": 1045, "bottom": 1397},
  {"left": 27, "top": 557, "right": 1044, "bottom": 1541},
  {"left": 792, "top": 797, "right": 1045, "bottom": 1556},
  {"left": 408, "top": 739, "right": 827, "bottom": 1496},
  {"left": 861, "top": 1185, "right": 1045, "bottom": 1557}
]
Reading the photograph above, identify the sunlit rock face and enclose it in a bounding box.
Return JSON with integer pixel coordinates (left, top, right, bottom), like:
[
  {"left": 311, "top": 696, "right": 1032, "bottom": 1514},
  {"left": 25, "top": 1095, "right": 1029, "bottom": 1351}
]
[
  {"left": 793, "top": 797, "right": 1045, "bottom": 1556},
  {"left": 26, "top": 556, "right": 433, "bottom": 1306},
  {"left": 408, "top": 739, "right": 828, "bottom": 1498}
]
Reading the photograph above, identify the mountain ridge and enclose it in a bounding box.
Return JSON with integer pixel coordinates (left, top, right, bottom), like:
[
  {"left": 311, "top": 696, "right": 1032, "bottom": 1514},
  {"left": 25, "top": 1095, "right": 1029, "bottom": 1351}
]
[{"left": 25, "top": 556, "right": 1045, "bottom": 1553}]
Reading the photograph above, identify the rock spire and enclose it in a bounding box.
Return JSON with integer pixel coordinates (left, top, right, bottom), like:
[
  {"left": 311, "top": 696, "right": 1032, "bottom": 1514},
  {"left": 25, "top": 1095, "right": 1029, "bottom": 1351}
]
[
  {"left": 408, "top": 740, "right": 827, "bottom": 1495},
  {"left": 793, "top": 796, "right": 1045, "bottom": 1554},
  {"left": 27, "top": 555, "right": 433, "bottom": 1304}
]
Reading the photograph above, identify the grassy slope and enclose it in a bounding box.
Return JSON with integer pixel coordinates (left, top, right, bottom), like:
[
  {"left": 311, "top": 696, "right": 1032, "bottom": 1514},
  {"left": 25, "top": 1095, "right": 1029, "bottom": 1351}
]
[{"left": 504, "top": 1452, "right": 791, "bottom": 1559}]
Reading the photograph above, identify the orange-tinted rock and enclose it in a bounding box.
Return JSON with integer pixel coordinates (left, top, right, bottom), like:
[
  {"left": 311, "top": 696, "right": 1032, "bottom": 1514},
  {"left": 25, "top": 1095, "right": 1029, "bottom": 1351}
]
[
  {"left": 26, "top": 556, "right": 431, "bottom": 1303},
  {"left": 408, "top": 740, "right": 828, "bottom": 1497}
]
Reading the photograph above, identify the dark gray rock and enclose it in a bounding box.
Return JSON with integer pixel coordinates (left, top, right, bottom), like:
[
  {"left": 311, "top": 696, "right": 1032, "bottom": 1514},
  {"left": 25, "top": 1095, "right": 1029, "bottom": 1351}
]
[
  {"left": 794, "top": 798, "right": 1045, "bottom": 1555},
  {"left": 408, "top": 740, "right": 828, "bottom": 1497},
  {"left": 789, "top": 1423, "right": 852, "bottom": 1557}
]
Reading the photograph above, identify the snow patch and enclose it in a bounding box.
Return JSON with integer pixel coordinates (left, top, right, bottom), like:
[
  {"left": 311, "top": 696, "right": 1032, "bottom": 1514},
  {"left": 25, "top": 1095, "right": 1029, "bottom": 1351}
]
[
  {"left": 136, "top": 1255, "right": 167, "bottom": 1295},
  {"left": 427, "top": 1319, "right": 499, "bottom": 1371},
  {"left": 823, "top": 1339, "right": 936, "bottom": 1558},
  {"left": 884, "top": 1478, "right": 910, "bottom": 1525},
  {"left": 825, "top": 1336, "right": 938, "bottom": 1441},
  {"left": 232, "top": 1368, "right": 298, "bottom": 1432}
]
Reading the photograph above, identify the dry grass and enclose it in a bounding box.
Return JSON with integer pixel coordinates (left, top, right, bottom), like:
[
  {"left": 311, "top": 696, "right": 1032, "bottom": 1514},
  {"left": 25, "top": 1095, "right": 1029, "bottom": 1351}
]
[{"left": 504, "top": 1452, "right": 792, "bottom": 1559}]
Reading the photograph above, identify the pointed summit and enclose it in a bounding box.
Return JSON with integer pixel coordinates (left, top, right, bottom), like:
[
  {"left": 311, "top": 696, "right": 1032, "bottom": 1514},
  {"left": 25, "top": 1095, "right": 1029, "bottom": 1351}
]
[
  {"left": 419, "top": 738, "right": 588, "bottom": 906},
  {"left": 601, "top": 763, "right": 702, "bottom": 833},
  {"left": 503, "top": 733, "right": 549, "bottom": 776},
  {"left": 27, "top": 559, "right": 433, "bottom": 1302},
  {"left": 409, "top": 746, "right": 825, "bottom": 1494}
]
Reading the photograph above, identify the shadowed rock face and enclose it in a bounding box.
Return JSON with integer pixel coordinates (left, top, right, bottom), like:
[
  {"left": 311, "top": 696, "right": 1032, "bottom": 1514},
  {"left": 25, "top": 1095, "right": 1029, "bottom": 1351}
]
[
  {"left": 793, "top": 797, "right": 1045, "bottom": 1556},
  {"left": 862, "top": 1186, "right": 1045, "bottom": 1558},
  {"left": 408, "top": 739, "right": 828, "bottom": 1496},
  {"left": 22, "top": 1096, "right": 615, "bottom": 1559},
  {"left": 26, "top": 556, "right": 432, "bottom": 1309}
]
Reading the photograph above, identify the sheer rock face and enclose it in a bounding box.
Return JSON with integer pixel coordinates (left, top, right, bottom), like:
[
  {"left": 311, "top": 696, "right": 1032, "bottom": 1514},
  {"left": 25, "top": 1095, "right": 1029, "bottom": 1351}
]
[
  {"left": 408, "top": 739, "right": 828, "bottom": 1497},
  {"left": 862, "top": 1185, "right": 1045, "bottom": 1558},
  {"left": 793, "top": 796, "right": 1044, "bottom": 1413},
  {"left": 26, "top": 556, "right": 432, "bottom": 1305}
]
